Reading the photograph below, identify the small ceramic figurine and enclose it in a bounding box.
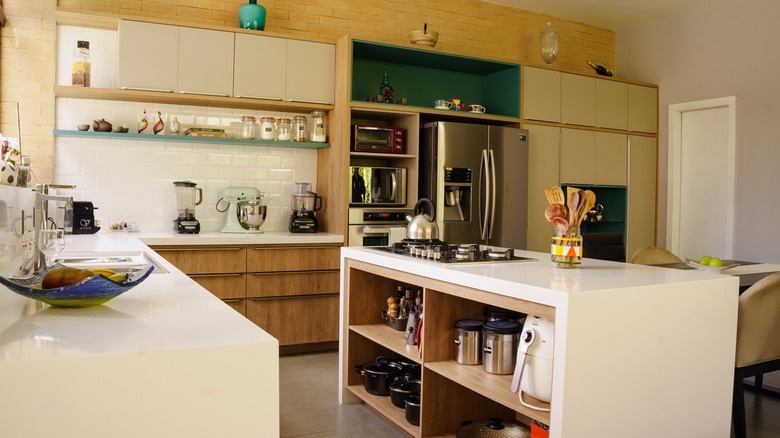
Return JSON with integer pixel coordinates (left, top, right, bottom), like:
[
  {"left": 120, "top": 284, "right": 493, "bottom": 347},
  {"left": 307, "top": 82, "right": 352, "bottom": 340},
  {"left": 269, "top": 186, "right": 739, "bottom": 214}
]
[
  {"left": 153, "top": 111, "right": 164, "bottom": 135},
  {"left": 137, "top": 109, "right": 148, "bottom": 134},
  {"left": 170, "top": 116, "right": 180, "bottom": 135}
]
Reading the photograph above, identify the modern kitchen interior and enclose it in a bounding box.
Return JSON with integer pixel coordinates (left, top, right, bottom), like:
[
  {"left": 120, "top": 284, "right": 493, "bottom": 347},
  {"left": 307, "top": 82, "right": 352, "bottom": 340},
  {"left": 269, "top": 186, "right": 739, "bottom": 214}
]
[{"left": 2, "top": 0, "right": 780, "bottom": 437}]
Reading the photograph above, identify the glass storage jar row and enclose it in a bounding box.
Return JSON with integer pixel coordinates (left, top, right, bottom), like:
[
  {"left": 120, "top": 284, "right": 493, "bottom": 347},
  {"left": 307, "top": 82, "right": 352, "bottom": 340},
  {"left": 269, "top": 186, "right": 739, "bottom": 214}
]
[{"left": 241, "top": 112, "right": 327, "bottom": 142}]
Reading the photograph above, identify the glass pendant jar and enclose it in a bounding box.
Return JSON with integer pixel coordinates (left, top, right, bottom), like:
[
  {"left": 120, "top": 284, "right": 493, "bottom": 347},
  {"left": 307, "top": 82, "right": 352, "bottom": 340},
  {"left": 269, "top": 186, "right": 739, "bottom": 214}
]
[{"left": 540, "top": 22, "right": 559, "bottom": 65}]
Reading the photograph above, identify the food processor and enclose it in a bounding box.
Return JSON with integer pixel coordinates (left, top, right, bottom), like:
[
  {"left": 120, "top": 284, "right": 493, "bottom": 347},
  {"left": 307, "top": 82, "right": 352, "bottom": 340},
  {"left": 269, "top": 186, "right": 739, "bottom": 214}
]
[
  {"left": 173, "top": 181, "right": 202, "bottom": 234},
  {"left": 290, "top": 182, "right": 322, "bottom": 233},
  {"left": 217, "top": 186, "right": 266, "bottom": 233}
]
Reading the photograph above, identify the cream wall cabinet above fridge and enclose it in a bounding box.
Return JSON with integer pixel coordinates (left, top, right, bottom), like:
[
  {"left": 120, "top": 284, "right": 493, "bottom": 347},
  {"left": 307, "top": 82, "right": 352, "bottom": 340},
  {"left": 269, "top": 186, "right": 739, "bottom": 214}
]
[
  {"left": 177, "top": 27, "right": 235, "bottom": 97},
  {"left": 596, "top": 80, "right": 628, "bottom": 130},
  {"left": 286, "top": 40, "right": 335, "bottom": 104},
  {"left": 117, "top": 21, "right": 179, "bottom": 93},
  {"left": 522, "top": 67, "right": 561, "bottom": 122},
  {"left": 234, "top": 33, "right": 287, "bottom": 100}
]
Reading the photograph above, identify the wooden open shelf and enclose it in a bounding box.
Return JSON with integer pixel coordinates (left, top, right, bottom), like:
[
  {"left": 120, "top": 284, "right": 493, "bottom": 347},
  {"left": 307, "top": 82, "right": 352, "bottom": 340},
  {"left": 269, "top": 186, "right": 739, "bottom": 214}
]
[
  {"left": 347, "top": 384, "right": 419, "bottom": 437},
  {"left": 55, "top": 86, "right": 335, "bottom": 113},
  {"left": 350, "top": 101, "right": 520, "bottom": 125},
  {"left": 53, "top": 129, "right": 330, "bottom": 149},
  {"left": 350, "top": 324, "right": 422, "bottom": 362}
]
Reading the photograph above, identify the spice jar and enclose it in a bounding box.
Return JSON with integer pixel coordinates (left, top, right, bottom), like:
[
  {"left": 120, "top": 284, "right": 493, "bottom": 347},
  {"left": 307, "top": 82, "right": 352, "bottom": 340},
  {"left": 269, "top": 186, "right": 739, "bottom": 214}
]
[
  {"left": 276, "top": 118, "right": 292, "bottom": 141},
  {"left": 292, "top": 116, "right": 307, "bottom": 142},
  {"left": 240, "top": 116, "right": 257, "bottom": 139},
  {"left": 310, "top": 111, "right": 327, "bottom": 142},
  {"left": 259, "top": 117, "right": 275, "bottom": 140}
]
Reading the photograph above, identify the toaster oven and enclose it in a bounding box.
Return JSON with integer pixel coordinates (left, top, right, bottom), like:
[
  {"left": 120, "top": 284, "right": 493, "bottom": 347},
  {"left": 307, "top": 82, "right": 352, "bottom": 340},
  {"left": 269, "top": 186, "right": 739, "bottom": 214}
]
[{"left": 351, "top": 125, "right": 405, "bottom": 153}]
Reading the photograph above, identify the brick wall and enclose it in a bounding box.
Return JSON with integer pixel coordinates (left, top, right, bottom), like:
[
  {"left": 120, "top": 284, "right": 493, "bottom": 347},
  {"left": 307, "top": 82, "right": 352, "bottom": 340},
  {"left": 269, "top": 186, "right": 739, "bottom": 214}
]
[{"left": 0, "top": 0, "right": 615, "bottom": 181}]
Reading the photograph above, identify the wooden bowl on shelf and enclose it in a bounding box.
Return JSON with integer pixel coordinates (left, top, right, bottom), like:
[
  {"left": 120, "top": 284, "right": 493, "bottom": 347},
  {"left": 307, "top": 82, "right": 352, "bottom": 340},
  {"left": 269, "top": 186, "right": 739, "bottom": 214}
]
[{"left": 410, "top": 30, "right": 438, "bottom": 47}]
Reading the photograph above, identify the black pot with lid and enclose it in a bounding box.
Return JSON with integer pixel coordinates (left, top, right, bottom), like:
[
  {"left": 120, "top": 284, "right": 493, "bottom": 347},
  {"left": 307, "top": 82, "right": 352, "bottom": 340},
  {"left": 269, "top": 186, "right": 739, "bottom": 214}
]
[
  {"left": 483, "top": 305, "right": 525, "bottom": 324},
  {"left": 456, "top": 418, "right": 530, "bottom": 438}
]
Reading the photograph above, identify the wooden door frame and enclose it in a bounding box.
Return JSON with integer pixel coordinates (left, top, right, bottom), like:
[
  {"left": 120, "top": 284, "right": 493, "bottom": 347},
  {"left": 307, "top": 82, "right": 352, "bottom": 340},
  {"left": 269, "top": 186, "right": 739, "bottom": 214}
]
[{"left": 666, "top": 96, "right": 737, "bottom": 257}]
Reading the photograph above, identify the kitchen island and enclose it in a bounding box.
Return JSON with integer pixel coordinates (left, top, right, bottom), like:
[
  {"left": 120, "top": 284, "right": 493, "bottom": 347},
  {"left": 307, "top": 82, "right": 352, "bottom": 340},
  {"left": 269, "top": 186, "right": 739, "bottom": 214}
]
[
  {"left": 0, "top": 231, "right": 339, "bottom": 437},
  {"left": 339, "top": 247, "right": 740, "bottom": 438}
]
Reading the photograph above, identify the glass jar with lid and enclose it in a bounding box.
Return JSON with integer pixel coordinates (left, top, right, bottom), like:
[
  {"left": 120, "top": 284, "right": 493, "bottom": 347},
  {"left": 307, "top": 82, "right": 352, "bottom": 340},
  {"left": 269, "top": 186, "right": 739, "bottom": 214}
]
[
  {"left": 240, "top": 116, "right": 257, "bottom": 139},
  {"left": 292, "top": 116, "right": 307, "bottom": 142},
  {"left": 310, "top": 111, "right": 327, "bottom": 142},
  {"left": 276, "top": 118, "right": 292, "bottom": 141},
  {"left": 259, "top": 117, "right": 276, "bottom": 140}
]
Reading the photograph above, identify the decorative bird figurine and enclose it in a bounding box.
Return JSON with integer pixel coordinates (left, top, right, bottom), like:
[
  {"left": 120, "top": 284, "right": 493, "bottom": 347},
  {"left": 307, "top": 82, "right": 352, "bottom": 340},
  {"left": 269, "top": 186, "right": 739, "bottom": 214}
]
[
  {"left": 153, "top": 111, "right": 164, "bottom": 135},
  {"left": 137, "top": 109, "right": 148, "bottom": 134}
]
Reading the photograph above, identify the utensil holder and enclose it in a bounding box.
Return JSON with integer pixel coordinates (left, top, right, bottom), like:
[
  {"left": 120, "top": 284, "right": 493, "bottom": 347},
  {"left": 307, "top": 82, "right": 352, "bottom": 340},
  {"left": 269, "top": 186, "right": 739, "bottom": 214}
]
[{"left": 551, "top": 230, "right": 582, "bottom": 268}]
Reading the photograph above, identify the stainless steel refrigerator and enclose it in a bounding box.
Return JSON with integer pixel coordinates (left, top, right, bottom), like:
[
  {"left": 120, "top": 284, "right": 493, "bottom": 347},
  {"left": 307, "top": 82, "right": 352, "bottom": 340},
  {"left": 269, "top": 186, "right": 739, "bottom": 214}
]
[{"left": 419, "top": 121, "right": 529, "bottom": 249}]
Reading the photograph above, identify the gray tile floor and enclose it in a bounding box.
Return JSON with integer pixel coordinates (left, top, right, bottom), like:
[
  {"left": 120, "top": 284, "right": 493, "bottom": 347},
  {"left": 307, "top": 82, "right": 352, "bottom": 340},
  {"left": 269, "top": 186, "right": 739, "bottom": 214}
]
[{"left": 280, "top": 351, "right": 780, "bottom": 438}]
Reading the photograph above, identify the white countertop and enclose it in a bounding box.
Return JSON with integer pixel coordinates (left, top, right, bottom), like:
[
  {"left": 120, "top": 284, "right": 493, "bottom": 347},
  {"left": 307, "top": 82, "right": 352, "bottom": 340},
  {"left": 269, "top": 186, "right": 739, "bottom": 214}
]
[
  {"left": 342, "top": 246, "right": 747, "bottom": 308},
  {"left": 0, "top": 232, "right": 284, "bottom": 361}
]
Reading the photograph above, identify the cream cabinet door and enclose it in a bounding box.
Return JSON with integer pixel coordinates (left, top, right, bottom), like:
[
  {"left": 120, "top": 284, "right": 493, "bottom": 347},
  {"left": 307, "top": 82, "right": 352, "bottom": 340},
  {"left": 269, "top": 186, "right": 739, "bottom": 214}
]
[
  {"left": 561, "top": 73, "right": 595, "bottom": 126},
  {"left": 627, "top": 135, "right": 657, "bottom": 258},
  {"left": 596, "top": 80, "right": 628, "bottom": 130},
  {"left": 117, "top": 20, "right": 179, "bottom": 93},
  {"left": 628, "top": 85, "right": 658, "bottom": 134},
  {"left": 522, "top": 67, "right": 561, "bottom": 122},
  {"left": 525, "top": 125, "right": 561, "bottom": 252},
  {"left": 286, "top": 40, "right": 335, "bottom": 104},
  {"left": 594, "top": 132, "right": 627, "bottom": 185},
  {"left": 178, "top": 27, "right": 234, "bottom": 96},
  {"left": 234, "top": 33, "right": 286, "bottom": 100},
  {"left": 560, "top": 128, "right": 595, "bottom": 184}
]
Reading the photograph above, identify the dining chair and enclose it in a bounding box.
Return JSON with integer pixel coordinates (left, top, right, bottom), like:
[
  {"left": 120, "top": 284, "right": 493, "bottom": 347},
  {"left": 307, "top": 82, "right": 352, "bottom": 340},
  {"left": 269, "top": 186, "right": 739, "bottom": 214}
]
[
  {"left": 732, "top": 271, "right": 780, "bottom": 438},
  {"left": 628, "top": 246, "right": 683, "bottom": 265}
]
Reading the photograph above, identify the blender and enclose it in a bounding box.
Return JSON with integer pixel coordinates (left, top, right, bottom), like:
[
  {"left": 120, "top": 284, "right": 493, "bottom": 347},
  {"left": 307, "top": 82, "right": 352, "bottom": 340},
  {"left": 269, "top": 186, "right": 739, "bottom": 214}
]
[
  {"left": 290, "top": 182, "right": 322, "bottom": 233},
  {"left": 173, "top": 181, "right": 202, "bottom": 234},
  {"left": 217, "top": 186, "right": 265, "bottom": 233}
]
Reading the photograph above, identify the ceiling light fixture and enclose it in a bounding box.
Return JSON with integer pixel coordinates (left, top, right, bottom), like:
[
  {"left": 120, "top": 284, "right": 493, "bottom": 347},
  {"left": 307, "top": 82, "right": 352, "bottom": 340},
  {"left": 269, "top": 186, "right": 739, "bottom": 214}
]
[{"left": 540, "top": 22, "right": 559, "bottom": 65}]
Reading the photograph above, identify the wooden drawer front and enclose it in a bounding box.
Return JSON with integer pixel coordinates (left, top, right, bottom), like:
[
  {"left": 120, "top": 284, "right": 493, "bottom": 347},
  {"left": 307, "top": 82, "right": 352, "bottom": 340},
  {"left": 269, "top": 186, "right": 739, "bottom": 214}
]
[
  {"left": 247, "top": 271, "right": 338, "bottom": 298},
  {"left": 247, "top": 246, "right": 340, "bottom": 272},
  {"left": 222, "top": 299, "right": 246, "bottom": 317},
  {"left": 153, "top": 247, "right": 246, "bottom": 274},
  {"left": 246, "top": 295, "right": 339, "bottom": 345},
  {"left": 190, "top": 273, "right": 246, "bottom": 299}
]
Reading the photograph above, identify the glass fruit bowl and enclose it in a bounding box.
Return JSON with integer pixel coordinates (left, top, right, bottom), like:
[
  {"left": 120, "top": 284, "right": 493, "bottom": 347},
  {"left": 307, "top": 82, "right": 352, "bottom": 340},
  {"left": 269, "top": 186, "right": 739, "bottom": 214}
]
[{"left": 0, "top": 263, "right": 154, "bottom": 308}]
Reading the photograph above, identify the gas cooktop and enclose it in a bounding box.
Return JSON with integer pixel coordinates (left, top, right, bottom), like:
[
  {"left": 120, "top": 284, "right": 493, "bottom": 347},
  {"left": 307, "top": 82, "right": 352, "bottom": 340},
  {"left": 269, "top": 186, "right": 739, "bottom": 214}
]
[{"left": 371, "top": 240, "right": 537, "bottom": 265}]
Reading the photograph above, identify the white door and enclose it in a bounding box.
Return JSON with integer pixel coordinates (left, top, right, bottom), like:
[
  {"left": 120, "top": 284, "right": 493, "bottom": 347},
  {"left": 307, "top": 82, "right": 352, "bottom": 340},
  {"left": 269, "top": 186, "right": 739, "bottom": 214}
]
[{"left": 667, "top": 97, "right": 736, "bottom": 260}]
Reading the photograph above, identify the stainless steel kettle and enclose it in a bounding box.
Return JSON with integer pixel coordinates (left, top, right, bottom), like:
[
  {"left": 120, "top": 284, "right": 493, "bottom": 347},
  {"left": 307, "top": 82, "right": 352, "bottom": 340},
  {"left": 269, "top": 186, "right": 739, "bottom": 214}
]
[{"left": 406, "top": 198, "right": 439, "bottom": 240}]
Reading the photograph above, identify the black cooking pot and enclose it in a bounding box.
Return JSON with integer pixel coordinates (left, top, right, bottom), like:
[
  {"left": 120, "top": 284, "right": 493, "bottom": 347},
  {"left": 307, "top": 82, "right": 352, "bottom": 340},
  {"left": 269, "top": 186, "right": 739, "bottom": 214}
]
[
  {"left": 405, "top": 393, "right": 421, "bottom": 426},
  {"left": 390, "top": 358, "right": 422, "bottom": 379},
  {"left": 390, "top": 377, "right": 421, "bottom": 408},
  {"left": 354, "top": 356, "right": 403, "bottom": 396}
]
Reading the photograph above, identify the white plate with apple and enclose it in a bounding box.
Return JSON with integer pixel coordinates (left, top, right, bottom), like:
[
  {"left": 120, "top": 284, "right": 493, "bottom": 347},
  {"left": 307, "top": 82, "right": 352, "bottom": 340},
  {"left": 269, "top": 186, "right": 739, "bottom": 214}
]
[{"left": 686, "top": 257, "right": 739, "bottom": 273}]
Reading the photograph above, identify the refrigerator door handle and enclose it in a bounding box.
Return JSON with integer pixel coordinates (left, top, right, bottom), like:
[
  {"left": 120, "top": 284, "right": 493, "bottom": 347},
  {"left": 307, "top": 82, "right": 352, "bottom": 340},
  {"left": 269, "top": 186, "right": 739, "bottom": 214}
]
[
  {"left": 479, "top": 149, "right": 490, "bottom": 240},
  {"left": 390, "top": 171, "right": 397, "bottom": 201},
  {"left": 488, "top": 149, "right": 497, "bottom": 239}
]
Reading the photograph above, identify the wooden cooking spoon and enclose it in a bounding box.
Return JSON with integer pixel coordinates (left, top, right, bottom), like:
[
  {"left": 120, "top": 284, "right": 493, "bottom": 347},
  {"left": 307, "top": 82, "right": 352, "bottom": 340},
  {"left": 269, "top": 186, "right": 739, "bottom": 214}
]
[{"left": 549, "top": 186, "right": 565, "bottom": 205}]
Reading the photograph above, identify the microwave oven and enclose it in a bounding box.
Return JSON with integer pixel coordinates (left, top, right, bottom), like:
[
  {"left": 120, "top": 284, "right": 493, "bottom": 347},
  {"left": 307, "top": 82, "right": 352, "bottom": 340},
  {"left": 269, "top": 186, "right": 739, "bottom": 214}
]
[
  {"left": 351, "top": 125, "right": 405, "bottom": 153},
  {"left": 350, "top": 166, "right": 407, "bottom": 207}
]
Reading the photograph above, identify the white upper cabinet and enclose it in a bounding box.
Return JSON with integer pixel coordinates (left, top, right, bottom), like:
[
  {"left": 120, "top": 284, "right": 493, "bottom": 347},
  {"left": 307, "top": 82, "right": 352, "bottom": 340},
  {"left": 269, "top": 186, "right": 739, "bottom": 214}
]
[
  {"left": 628, "top": 84, "right": 658, "bottom": 133},
  {"left": 561, "top": 73, "right": 595, "bottom": 126},
  {"left": 177, "top": 27, "right": 234, "bottom": 96},
  {"left": 596, "top": 80, "right": 628, "bottom": 130},
  {"left": 234, "top": 34, "right": 287, "bottom": 100},
  {"left": 117, "top": 21, "right": 179, "bottom": 93},
  {"left": 286, "top": 40, "right": 335, "bottom": 104},
  {"left": 522, "top": 66, "right": 561, "bottom": 122}
]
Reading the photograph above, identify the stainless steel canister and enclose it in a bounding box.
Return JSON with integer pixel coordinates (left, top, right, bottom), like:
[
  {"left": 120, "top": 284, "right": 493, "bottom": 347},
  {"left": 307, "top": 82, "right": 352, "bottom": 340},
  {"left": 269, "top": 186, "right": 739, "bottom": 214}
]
[
  {"left": 454, "top": 319, "right": 483, "bottom": 365},
  {"left": 482, "top": 320, "right": 521, "bottom": 375}
]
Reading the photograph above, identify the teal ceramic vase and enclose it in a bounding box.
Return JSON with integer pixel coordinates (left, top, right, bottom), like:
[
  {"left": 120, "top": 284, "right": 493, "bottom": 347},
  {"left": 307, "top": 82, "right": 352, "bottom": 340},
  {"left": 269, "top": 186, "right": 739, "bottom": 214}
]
[{"left": 239, "top": 0, "right": 266, "bottom": 31}]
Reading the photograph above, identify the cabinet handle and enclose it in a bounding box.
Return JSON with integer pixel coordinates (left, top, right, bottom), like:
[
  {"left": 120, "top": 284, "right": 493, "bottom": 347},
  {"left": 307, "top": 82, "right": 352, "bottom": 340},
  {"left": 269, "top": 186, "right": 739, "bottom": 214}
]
[
  {"left": 179, "top": 91, "right": 230, "bottom": 97},
  {"left": 235, "top": 94, "right": 283, "bottom": 101},
  {"left": 190, "top": 273, "right": 243, "bottom": 278},
  {"left": 221, "top": 298, "right": 244, "bottom": 303},
  {"left": 156, "top": 247, "right": 243, "bottom": 251},
  {"left": 247, "top": 270, "right": 336, "bottom": 276},
  {"left": 247, "top": 293, "right": 338, "bottom": 301},
  {"left": 120, "top": 86, "right": 174, "bottom": 93},
  {"left": 248, "top": 246, "right": 339, "bottom": 251},
  {"left": 286, "top": 98, "right": 332, "bottom": 105}
]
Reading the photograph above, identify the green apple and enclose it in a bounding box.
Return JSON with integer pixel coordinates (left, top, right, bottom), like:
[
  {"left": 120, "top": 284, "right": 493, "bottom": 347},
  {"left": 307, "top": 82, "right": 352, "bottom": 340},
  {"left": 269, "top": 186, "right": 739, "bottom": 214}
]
[
  {"left": 699, "top": 256, "right": 712, "bottom": 265},
  {"left": 708, "top": 257, "right": 723, "bottom": 267}
]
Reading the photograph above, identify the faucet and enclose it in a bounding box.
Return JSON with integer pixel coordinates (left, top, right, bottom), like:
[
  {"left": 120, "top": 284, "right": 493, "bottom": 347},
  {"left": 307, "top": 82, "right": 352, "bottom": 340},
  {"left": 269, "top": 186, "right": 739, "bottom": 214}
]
[{"left": 16, "top": 184, "right": 75, "bottom": 276}]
